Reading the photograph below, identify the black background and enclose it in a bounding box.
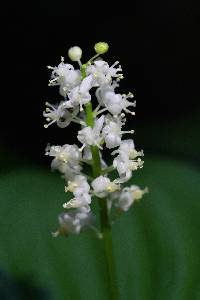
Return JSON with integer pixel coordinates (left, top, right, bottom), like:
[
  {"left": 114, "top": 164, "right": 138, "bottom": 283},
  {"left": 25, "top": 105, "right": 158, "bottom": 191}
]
[{"left": 1, "top": 0, "right": 200, "bottom": 165}]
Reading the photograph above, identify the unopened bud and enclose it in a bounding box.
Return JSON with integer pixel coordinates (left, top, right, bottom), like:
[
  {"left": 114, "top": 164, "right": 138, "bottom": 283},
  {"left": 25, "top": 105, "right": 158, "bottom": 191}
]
[
  {"left": 68, "top": 46, "right": 82, "bottom": 61},
  {"left": 94, "top": 42, "right": 109, "bottom": 54}
]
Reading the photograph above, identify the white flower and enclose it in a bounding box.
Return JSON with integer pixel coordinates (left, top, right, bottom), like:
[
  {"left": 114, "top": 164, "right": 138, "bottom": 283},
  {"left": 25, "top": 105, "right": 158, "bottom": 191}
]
[
  {"left": 102, "top": 115, "right": 122, "bottom": 149},
  {"left": 63, "top": 176, "right": 91, "bottom": 213},
  {"left": 95, "top": 81, "right": 117, "bottom": 105},
  {"left": 115, "top": 185, "right": 148, "bottom": 211},
  {"left": 48, "top": 58, "right": 82, "bottom": 97},
  {"left": 45, "top": 144, "right": 82, "bottom": 179},
  {"left": 43, "top": 101, "right": 79, "bottom": 128},
  {"left": 77, "top": 115, "right": 104, "bottom": 149},
  {"left": 63, "top": 193, "right": 91, "bottom": 210},
  {"left": 64, "top": 75, "right": 93, "bottom": 110},
  {"left": 129, "top": 185, "right": 148, "bottom": 200},
  {"left": 65, "top": 175, "right": 90, "bottom": 197},
  {"left": 46, "top": 144, "right": 81, "bottom": 164},
  {"left": 96, "top": 83, "right": 136, "bottom": 116},
  {"left": 113, "top": 152, "right": 144, "bottom": 183},
  {"left": 112, "top": 139, "right": 144, "bottom": 159},
  {"left": 91, "top": 175, "right": 120, "bottom": 198},
  {"left": 83, "top": 146, "right": 93, "bottom": 160},
  {"left": 68, "top": 46, "right": 82, "bottom": 62},
  {"left": 54, "top": 210, "right": 94, "bottom": 235},
  {"left": 86, "top": 60, "right": 123, "bottom": 87},
  {"left": 102, "top": 115, "right": 134, "bottom": 149},
  {"left": 62, "top": 163, "right": 82, "bottom": 181}
]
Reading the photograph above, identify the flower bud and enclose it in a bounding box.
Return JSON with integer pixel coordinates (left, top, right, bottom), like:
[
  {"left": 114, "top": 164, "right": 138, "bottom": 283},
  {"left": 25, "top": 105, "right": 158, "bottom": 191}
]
[
  {"left": 68, "top": 46, "right": 82, "bottom": 61},
  {"left": 94, "top": 42, "right": 109, "bottom": 54}
]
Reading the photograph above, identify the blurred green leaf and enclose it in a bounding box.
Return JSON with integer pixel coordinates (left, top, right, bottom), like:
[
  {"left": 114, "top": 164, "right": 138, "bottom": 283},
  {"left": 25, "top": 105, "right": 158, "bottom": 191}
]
[{"left": 0, "top": 157, "right": 200, "bottom": 300}]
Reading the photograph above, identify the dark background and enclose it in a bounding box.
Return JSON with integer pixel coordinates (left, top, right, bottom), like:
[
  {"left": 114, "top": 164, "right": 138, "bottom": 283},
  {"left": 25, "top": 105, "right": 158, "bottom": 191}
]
[
  {"left": 1, "top": 0, "right": 200, "bottom": 166},
  {"left": 1, "top": 1, "right": 200, "bottom": 300}
]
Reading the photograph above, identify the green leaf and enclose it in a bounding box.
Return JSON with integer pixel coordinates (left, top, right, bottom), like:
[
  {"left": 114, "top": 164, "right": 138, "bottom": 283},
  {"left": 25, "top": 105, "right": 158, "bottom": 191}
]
[{"left": 0, "top": 157, "right": 200, "bottom": 299}]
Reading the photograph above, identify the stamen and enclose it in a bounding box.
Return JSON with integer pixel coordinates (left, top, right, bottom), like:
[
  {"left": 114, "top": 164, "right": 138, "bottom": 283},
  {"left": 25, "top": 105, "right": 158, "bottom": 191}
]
[
  {"left": 44, "top": 119, "right": 56, "bottom": 128},
  {"left": 95, "top": 108, "right": 107, "bottom": 116},
  {"left": 79, "top": 144, "right": 85, "bottom": 152},
  {"left": 95, "top": 142, "right": 103, "bottom": 150},
  {"left": 49, "top": 77, "right": 59, "bottom": 85},
  {"left": 124, "top": 108, "right": 135, "bottom": 115},
  {"left": 52, "top": 231, "right": 59, "bottom": 237},
  {"left": 94, "top": 104, "right": 101, "bottom": 113},
  {"left": 121, "top": 129, "right": 134, "bottom": 134},
  {"left": 45, "top": 102, "right": 55, "bottom": 109},
  {"left": 89, "top": 226, "right": 103, "bottom": 239},
  {"left": 74, "top": 116, "right": 82, "bottom": 122},
  {"left": 111, "top": 61, "right": 119, "bottom": 68},
  {"left": 63, "top": 202, "right": 69, "bottom": 209},
  {"left": 127, "top": 92, "right": 134, "bottom": 98},
  {"left": 118, "top": 74, "right": 124, "bottom": 79}
]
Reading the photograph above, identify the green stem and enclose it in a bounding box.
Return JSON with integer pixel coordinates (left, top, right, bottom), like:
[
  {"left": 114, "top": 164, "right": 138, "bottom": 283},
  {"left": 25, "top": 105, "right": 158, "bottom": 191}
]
[
  {"left": 99, "top": 200, "right": 119, "bottom": 300},
  {"left": 85, "top": 102, "right": 94, "bottom": 127},
  {"left": 85, "top": 101, "right": 119, "bottom": 300}
]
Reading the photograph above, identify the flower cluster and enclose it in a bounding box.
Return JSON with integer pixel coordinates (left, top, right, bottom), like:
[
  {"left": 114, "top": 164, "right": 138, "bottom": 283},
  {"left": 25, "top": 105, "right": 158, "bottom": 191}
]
[{"left": 44, "top": 42, "right": 147, "bottom": 237}]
